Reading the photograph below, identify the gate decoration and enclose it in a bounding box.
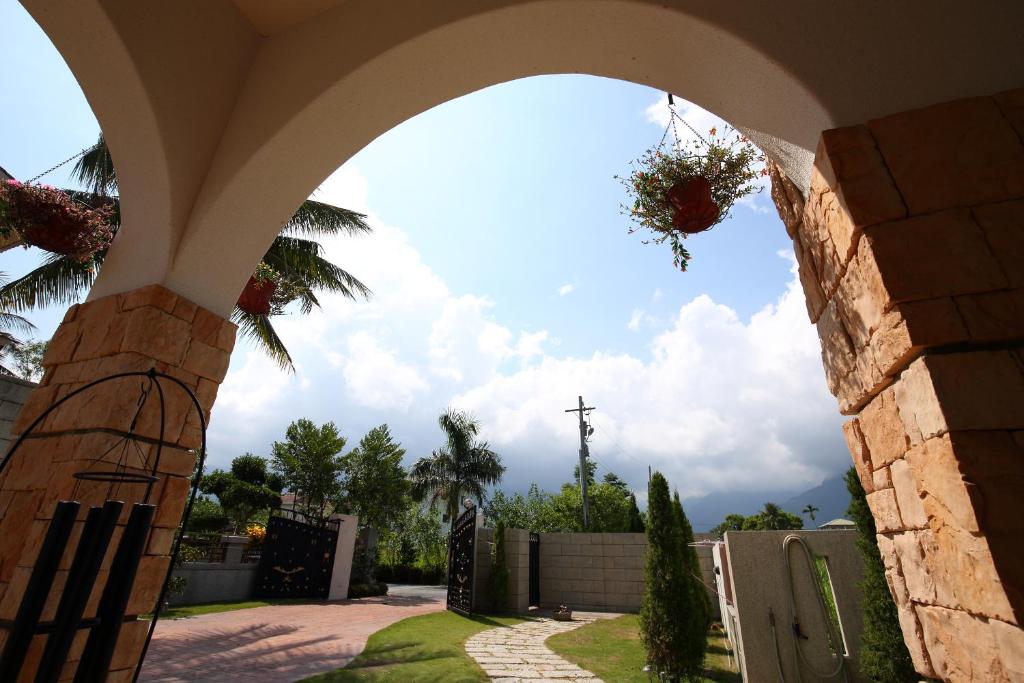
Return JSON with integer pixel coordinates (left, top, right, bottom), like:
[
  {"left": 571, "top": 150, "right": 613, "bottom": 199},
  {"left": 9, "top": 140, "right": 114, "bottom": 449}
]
[
  {"left": 254, "top": 509, "right": 339, "bottom": 599},
  {"left": 446, "top": 505, "right": 477, "bottom": 616},
  {"left": 0, "top": 369, "right": 209, "bottom": 683},
  {"left": 529, "top": 532, "right": 540, "bottom": 607}
]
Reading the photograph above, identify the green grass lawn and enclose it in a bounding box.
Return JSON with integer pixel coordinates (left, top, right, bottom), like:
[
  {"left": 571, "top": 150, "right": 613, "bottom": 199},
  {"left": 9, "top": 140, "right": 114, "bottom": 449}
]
[
  {"left": 547, "top": 615, "right": 741, "bottom": 683},
  {"left": 152, "top": 598, "right": 314, "bottom": 620},
  {"left": 302, "top": 611, "right": 530, "bottom": 682}
]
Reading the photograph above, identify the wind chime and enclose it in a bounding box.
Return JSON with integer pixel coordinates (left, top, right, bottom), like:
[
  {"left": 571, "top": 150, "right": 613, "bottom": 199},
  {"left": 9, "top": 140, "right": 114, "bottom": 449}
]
[{"left": 0, "top": 369, "right": 208, "bottom": 683}]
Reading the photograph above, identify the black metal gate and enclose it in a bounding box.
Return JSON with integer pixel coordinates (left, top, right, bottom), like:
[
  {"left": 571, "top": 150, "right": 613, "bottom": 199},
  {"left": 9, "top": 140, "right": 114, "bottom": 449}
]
[
  {"left": 255, "top": 509, "right": 339, "bottom": 599},
  {"left": 529, "top": 532, "right": 540, "bottom": 607},
  {"left": 446, "top": 505, "right": 477, "bottom": 616}
]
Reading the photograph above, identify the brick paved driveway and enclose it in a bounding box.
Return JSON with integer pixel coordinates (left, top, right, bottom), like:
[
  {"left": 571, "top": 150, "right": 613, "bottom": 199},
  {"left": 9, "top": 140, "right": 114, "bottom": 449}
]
[{"left": 139, "top": 589, "right": 445, "bottom": 682}]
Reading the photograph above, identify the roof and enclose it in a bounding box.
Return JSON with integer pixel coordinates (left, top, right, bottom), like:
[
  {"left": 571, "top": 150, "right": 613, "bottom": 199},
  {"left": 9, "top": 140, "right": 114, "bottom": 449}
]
[
  {"left": 818, "top": 518, "right": 856, "bottom": 529},
  {"left": 0, "top": 165, "right": 13, "bottom": 181}
]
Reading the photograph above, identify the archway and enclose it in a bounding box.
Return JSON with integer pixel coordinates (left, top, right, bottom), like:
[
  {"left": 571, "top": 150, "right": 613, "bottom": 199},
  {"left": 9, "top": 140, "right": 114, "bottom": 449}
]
[{"left": 2, "top": 1, "right": 1023, "bottom": 679}]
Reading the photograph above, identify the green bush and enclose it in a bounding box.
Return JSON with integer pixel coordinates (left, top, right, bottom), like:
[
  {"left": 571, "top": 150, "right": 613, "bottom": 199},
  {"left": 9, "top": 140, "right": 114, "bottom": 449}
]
[
  {"left": 348, "top": 581, "right": 389, "bottom": 599},
  {"left": 845, "top": 467, "right": 917, "bottom": 681},
  {"left": 640, "top": 472, "right": 706, "bottom": 681},
  {"left": 486, "top": 520, "right": 510, "bottom": 612}
]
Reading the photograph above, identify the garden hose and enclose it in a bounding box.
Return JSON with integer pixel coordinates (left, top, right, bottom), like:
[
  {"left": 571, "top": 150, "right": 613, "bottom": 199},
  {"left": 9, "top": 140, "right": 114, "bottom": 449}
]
[{"left": 782, "top": 534, "right": 849, "bottom": 682}]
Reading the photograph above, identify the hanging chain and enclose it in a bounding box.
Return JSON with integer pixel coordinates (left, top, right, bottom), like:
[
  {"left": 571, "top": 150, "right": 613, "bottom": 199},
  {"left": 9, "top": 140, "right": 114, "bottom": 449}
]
[
  {"left": 657, "top": 94, "right": 710, "bottom": 155},
  {"left": 24, "top": 142, "right": 101, "bottom": 184}
]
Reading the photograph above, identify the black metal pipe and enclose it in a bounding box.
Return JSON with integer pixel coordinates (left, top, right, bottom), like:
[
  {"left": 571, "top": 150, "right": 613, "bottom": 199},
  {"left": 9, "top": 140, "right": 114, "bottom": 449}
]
[
  {"left": 0, "top": 500, "right": 79, "bottom": 682},
  {"left": 74, "top": 503, "right": 154, "bottom": 683},
  {"left": 35, "top": 500, "right": 122, "bottom": 683}
]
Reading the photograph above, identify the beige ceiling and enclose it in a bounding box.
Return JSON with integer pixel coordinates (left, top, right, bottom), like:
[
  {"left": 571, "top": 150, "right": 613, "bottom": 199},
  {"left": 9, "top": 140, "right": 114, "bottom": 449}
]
[{"left": 230, "top": 0, "right": 344, "bottom": 36}]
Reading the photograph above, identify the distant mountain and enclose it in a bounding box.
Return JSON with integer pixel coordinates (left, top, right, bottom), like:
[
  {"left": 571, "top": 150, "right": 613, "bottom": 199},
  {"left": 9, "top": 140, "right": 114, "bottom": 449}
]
[
  {"left": 781, "top": 474, "right": 851, "bottom": 528},
  {"left": 682, "top": 472, "right": 851, "bottom": 532}
]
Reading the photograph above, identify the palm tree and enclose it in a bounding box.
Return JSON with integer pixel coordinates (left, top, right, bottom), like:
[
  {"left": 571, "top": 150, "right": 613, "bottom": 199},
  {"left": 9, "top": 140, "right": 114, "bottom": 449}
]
[
  {"left": 803, "top": 504, "right": 819, "bottom": 522},
  {"left": 409, "top": 409, "right": 505, "bottom": 531},
  {"left": 0, "top": 272, "right": 36, "bottom": 376},
  {"left": 0, "top": 136, "right": 371, "bottom": 370},
  {"left": 759, "top": 502, "right": 785, "bottom": 530}
]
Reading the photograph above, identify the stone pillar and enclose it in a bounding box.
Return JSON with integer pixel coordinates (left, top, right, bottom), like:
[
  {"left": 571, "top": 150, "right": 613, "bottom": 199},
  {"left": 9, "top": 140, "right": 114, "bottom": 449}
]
[
  {"left": 770, "top": 89, "right": 1024, "bottom": 681},
  {"left": 220, "top": 535, "right": 250, "bottom": 565},
  {"left": 0, "top": 284, "right": 234, "bottom": 682},
  {"left": 328, "top": 514, "right": 358, "bottom": 600}
]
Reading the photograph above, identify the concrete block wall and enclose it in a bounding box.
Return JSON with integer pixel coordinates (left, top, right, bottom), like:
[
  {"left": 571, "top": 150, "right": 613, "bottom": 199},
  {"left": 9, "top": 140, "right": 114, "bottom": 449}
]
[
  {"left": 0, "top": 374, "right": 35, "bottom": 458},
  {"left": 473, "top": 526, "right": 530, "bottom": 613},
  {"left": 539, "top": 532, "right": 646, "bottom": 612}
]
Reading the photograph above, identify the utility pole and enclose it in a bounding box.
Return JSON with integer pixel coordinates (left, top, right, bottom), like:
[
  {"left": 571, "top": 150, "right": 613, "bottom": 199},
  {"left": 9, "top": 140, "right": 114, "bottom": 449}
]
[{"left": 565, "top": 395, "right": 595, "bottom": 530}]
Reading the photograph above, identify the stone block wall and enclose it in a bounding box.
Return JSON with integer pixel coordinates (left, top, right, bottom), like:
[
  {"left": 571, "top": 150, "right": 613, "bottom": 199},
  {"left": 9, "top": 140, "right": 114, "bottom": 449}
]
[
  {"left": 769, "top": 89, "right": 1024, "bottom": 681},
  {"left": 538, "top": 532, "right": 646, "bottom": 613},
  {"left": 0, "top": 374, "right": 35, "bottom": 457},
  {"left": 0, "top": 285, "right": 235, "bottom": 682}
]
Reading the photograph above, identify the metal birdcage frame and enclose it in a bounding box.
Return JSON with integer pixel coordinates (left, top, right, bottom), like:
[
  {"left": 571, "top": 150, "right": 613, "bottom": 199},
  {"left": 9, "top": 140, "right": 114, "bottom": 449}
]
[{"left": 0, "top": 368, "right": 209, "bottom": 683}]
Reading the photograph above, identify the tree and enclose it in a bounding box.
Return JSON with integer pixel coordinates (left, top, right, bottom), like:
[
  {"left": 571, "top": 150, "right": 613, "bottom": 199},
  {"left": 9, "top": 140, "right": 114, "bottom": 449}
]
[
  {"left": 271, "top": 418, "right": 347, "bottom": 523},
  {"left": 845, "top": 468, "right": 917, "bottom": 681},
  {"left": 627, "top": 493, "right": 645, "bottom": 533},
  {"left": 603, "top": 471, "right": 630, "bottom": 495},
  {"left": 1, "top": 338, "right": 46, "bottom": 381},
  {"left": 803, "top": 503, "right": 820, "bottom": 522},
  {"left": 337, "top": 424, "right": 409, "bottom": 530},
  {"left": 0, "top": 136, "right": 373, "bottom": 371},
  {"left": 486, "top": 519, "right": 510, "bottom": 612},
  {"left": 710, "top": 513, "right": 747, "bottom": 539},
  {"left": 409, "top": 409, "right": 504, "bottom": 530},
  {"left": 640, "top": 472, "right": 705, "bottom": 681},
  {"left": 710, "top": 503, "right": 803, "bottom": 537},
  {"left": 485, "top": 484, "right": 553, "bottom": 531},
  {"left": 185, "top": 495, "right": 229, "bottom": 533},
  {"left": 0, "top": 273, "right": 36, "bottom": 377},
  {"left": 199, "top": 454, "right": 282, "bottom": 532},
  {"left": 573, "top": 460, "right": 597, "bottom": 487},
  {"left": 674, "top": 491, "right": 711, "bottom": 626}
]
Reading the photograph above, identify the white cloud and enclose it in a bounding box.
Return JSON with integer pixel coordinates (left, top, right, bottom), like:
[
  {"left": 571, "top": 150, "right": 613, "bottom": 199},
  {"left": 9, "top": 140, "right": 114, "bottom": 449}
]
[
  {"left": 210, "top": 164, "right": 845, "bottom": 504},
  {"left": 342, "top": 331, "right": 428, "bottom": 410},
  {"left": 558, "top": 283, "right": 575, "bottom": 296},
  {"left": 451, "top": 253, "right": 844, "bottom": 498}
]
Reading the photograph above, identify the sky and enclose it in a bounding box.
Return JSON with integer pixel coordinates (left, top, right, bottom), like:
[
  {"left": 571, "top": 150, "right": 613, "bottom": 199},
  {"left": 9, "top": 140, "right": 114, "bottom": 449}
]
[{"left": 1, "top": 1, "right": 851, "bottom": 526}]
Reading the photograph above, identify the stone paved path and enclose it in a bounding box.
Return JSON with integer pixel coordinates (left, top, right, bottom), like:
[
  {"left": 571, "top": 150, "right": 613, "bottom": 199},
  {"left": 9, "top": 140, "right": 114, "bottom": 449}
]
[
  {"left": 139, "top": 590, "right": 445, "bottom": 682},
  {"left": 464, "top": 616, "right": 608, "bottom": 682}
]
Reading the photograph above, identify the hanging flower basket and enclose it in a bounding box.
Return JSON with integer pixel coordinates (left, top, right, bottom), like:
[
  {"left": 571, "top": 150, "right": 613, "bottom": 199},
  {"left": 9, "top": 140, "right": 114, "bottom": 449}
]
[
  {"left": 237, "top": 263, "right": 279, "bottom": 315},
  {"left": 0, "top": 180, "right": 115, "bottom": 261},
  {"left": 618, "top": 102, "right": 765, "bottom": 271}
]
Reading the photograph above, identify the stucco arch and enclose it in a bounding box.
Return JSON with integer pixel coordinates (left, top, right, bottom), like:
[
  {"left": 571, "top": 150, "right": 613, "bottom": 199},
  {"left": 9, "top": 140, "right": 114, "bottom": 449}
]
[
  {"left": 162, "top": 0, "right": 834, "bottom": 315},
  {"left": 21, "top": 1, "right": 1024, "bottom": 316}
]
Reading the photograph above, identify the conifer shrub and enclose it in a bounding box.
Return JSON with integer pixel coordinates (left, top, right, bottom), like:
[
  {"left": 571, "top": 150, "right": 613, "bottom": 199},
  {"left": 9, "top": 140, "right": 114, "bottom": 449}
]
[
  {"left": 640, "top": 472, "right": 706, "bottom": 680},
  {"left": 487, "top": 519, "right": 510, "bottom": 612},
  {"left": 845, "top": 468, "right": 917, "bottom": 681},
  {"left": 674, "top": 491, "right": 711, "bottom": 628}
]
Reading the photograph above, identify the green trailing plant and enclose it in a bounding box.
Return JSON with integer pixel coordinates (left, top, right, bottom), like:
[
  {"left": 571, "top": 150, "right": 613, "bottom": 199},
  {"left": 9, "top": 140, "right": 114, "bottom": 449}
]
[
  {"left": 640, "top": 472, "right": 705, "bottom": 681},
  {"left": 845, "top": 468, "right": 917, "bottom": 682},
  {"left": 619, "top": 106, "right": 764, "bottom": 272},
  {"left": 487, "top": 520, "right": 510, "bottom": 612}
]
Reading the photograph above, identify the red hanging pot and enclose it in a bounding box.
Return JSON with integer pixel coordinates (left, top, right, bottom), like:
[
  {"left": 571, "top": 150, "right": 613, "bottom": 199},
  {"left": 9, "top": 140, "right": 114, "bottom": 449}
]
[
  {"left": 666, "top": 176, "right": 719, "bottom": 234},
  {"left": 237, "top": 276, "right": 278, "bottom": 315}
]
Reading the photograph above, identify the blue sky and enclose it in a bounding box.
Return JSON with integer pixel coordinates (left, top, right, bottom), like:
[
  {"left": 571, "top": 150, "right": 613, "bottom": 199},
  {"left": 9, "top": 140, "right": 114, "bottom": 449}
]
[{"left": 2, "top": 1, "right": 851, "bottom": 526}]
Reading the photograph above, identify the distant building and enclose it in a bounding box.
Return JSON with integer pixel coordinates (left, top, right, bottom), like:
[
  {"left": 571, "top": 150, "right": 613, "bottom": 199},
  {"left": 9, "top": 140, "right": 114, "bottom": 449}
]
[{"left": 818, "top": 518, "right": 856, "bottom": 530}]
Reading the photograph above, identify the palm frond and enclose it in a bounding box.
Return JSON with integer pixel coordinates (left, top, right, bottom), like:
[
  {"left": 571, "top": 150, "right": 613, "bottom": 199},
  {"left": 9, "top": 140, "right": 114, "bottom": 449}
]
[
  {"left": 70, "top": 134, "right": 117, "bottom": 196},
  {"left": 264, "top": 236, "right": 371, "bottom": 300},
  {"left": 231, "top": 307, "right": 295, "bottom": 372},
  {"left": 0, "top": 311, "right": 36, "bottom": 337},
  {"left": 0, "top": 253, "right": 98, "bottom": 312},
  {"left": 284, "top": 199, "right": 371, "bottom": 238}
]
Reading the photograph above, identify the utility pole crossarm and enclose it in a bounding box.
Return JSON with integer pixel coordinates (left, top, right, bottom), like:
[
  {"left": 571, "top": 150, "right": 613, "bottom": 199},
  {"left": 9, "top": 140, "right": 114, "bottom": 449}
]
[{"left": 565, "top": 395, "right": 595, "bottom": 530}]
